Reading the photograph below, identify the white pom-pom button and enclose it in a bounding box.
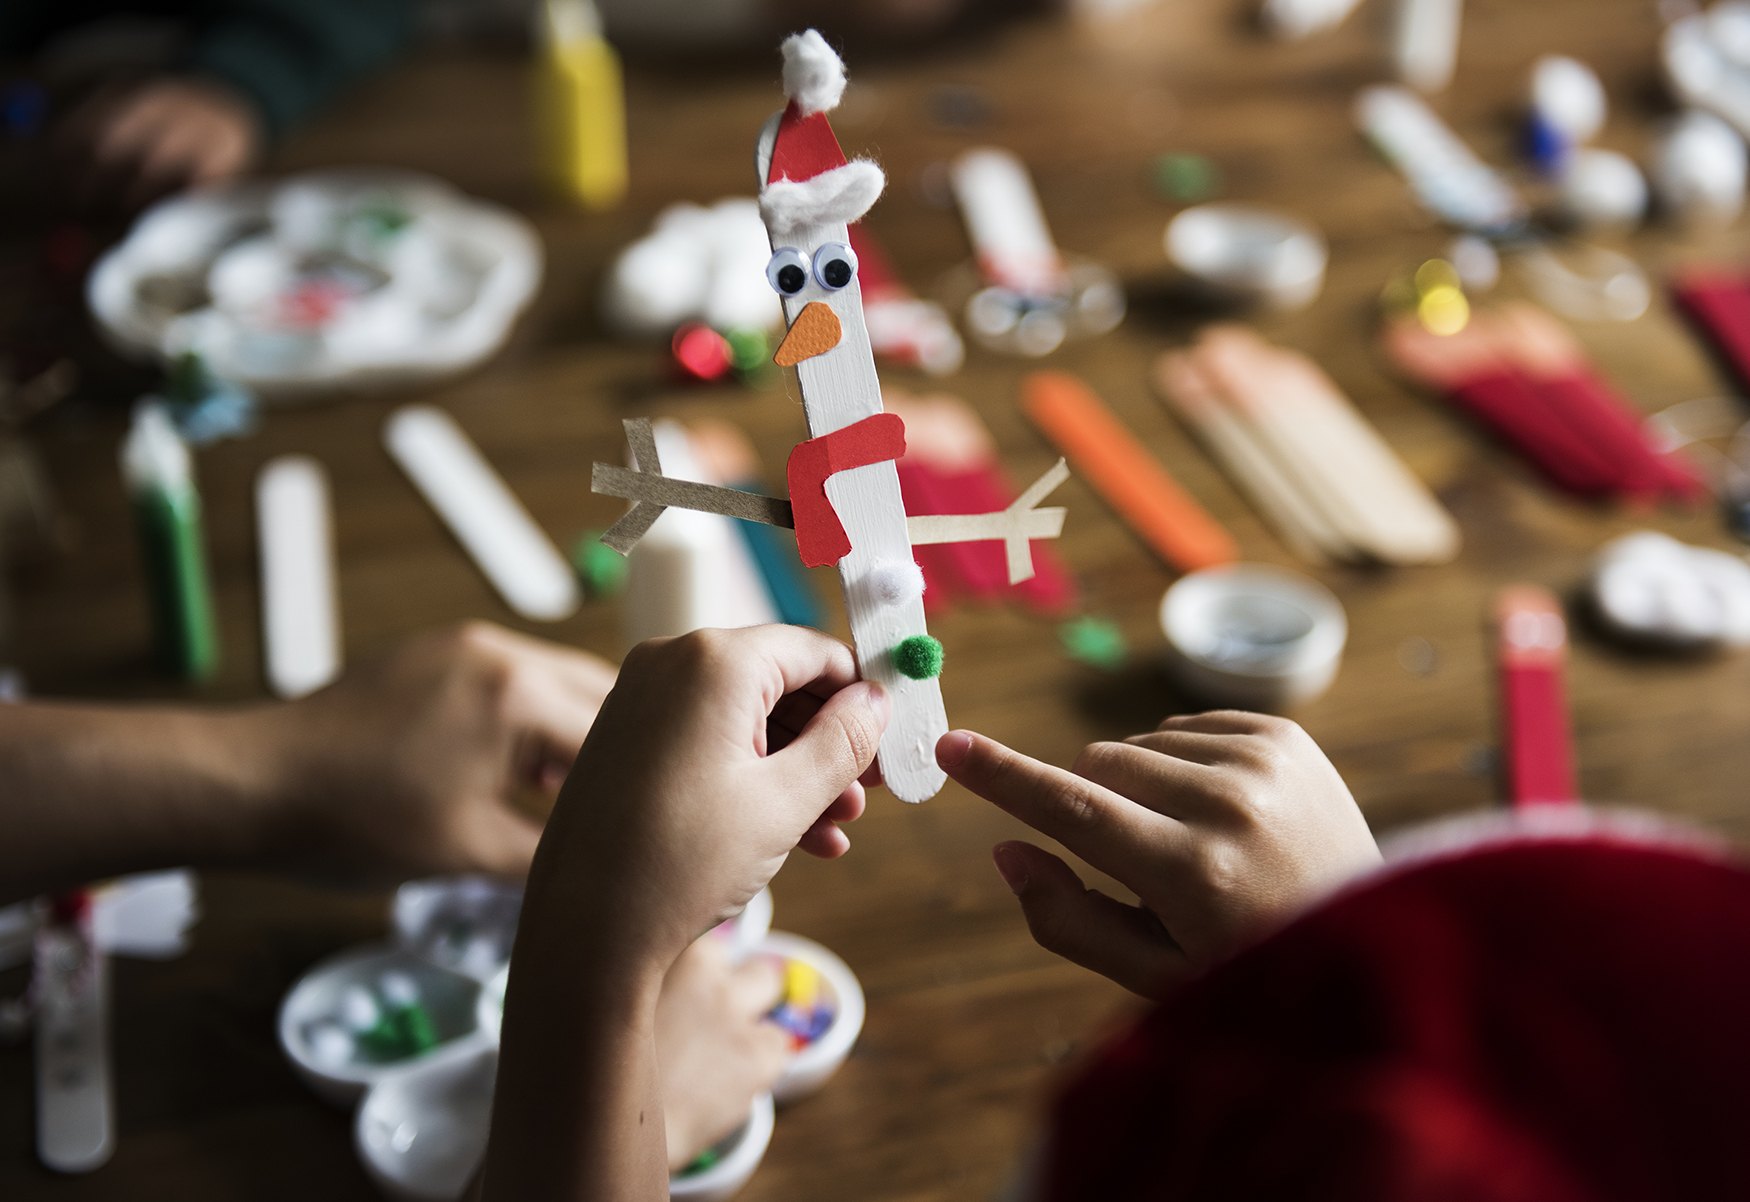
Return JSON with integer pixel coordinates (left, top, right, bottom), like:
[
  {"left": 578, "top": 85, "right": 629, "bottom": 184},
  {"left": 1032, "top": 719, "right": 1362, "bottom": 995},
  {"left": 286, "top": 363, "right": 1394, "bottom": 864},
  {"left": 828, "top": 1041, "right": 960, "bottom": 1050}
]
[{"left": 867, "top": 560, "right": 925, "bottom": 606}]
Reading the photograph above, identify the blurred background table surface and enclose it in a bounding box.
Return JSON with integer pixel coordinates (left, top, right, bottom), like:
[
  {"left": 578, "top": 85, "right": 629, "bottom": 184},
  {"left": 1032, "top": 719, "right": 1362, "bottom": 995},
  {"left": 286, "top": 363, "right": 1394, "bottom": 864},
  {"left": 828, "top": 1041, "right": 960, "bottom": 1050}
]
[{"left": 5, "top": 1, "right": 1750, "bottom": 1198}]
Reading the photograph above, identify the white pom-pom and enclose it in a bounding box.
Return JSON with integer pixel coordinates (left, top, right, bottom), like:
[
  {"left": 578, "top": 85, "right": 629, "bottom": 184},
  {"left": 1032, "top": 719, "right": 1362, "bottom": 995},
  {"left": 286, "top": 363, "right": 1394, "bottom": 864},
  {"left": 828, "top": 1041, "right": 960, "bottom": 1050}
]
[
  {"left": 868, "top": 560, "right": 925, "bottom": 606},
  {"left": 1560, "top": 149, "right": 1648, "bottom": 229},
  {"left": 339, "top": 985, "right": 380, "bottom": 1031},
  {"left": 1589, "top": 532, "right": 1750, "bottom": 649},
  {"left": 379, "top": 971, "right": 420, "bottom": 1008},
  {"left": 1651, "top": 111, "right": 1747, "bottom": 227},
  {"left": 781, "top": 30, "right": 847, "bottom": 116},
  {"left": 1531, "top": 56, "right": 1607, "bottom": 144},
  {"left": 761, "top": 161, "right": 885, "bottom": 237},
  {"left": 306, "top": 1020, "right": 353, "bottom": 1067}
]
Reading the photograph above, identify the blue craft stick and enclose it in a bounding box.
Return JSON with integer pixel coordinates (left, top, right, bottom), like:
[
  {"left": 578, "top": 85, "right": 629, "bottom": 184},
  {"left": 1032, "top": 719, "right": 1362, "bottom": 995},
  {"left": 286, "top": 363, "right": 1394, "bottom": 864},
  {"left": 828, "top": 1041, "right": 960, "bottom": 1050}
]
[{"left": 732, "top": 479, "right": 824, "bottom": 628}]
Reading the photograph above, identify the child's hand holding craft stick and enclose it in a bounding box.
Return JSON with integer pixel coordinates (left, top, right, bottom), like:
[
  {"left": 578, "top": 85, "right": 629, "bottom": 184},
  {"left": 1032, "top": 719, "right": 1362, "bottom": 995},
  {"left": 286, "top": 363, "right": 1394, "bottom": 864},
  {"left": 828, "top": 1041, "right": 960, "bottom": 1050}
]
[
  {"left": 937, "top": 712, "right": 1380, "bottom": 999},
  {"left": 483, "top": 625, "right": 888, "bottom": 1202}
]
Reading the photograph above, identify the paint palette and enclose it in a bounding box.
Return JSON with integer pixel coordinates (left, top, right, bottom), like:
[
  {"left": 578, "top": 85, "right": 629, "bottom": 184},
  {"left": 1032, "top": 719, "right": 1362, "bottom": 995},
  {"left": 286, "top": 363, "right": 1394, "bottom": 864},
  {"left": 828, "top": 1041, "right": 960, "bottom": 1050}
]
[
  {"left": 279, "top": 884, "right": 788, "bottom": 1200},
  {"left": 88, "top": 169, "right": 540, "bottom": 398}
]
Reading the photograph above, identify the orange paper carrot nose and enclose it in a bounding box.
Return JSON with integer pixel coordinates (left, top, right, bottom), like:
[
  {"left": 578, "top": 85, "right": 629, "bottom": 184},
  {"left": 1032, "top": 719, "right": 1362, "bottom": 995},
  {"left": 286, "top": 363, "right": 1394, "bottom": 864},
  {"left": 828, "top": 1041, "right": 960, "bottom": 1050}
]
[{"left": 774, "top": 301, "right": 842, "bottom": 366}]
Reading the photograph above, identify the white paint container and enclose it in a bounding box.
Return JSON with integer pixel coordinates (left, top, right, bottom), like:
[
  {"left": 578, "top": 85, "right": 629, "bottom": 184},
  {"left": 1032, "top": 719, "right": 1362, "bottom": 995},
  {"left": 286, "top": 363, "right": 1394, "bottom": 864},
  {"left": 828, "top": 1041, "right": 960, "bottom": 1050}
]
[
  {"left": 1165, "top": 205, "right": 1327, "bottom": 311},
  {"left": 1159, "top": 564, "right": 1347, "bottom": 709}
]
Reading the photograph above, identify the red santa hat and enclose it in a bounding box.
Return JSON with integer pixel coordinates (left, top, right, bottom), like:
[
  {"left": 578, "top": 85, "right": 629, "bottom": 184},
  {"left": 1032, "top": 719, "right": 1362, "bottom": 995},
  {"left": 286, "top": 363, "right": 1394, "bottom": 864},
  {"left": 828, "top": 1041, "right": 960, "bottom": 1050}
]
[
  {"left": 759, "top": 31, "right": 885, "bottom": 239},
  {"left": 1036, "top": 811, "right": 1750, "bottom": 1201}
]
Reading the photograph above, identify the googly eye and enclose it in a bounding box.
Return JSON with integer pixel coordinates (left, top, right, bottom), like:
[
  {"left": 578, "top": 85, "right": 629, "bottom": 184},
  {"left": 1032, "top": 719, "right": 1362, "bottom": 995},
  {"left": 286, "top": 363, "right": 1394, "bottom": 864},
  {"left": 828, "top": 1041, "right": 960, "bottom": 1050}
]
[
  {"left": 766, "top": 248, "right": 810, "bottom": 297},
  {"left": 812, "top": 242, "right": 858, "bottom": 291}
]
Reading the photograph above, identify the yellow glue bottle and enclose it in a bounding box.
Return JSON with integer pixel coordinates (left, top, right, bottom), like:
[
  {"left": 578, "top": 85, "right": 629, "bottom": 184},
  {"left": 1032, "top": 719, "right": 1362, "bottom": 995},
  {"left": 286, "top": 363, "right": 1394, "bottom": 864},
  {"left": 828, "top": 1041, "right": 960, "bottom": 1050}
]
[{"left": 536, "top": 0, "right": 628, "bottom": 210}]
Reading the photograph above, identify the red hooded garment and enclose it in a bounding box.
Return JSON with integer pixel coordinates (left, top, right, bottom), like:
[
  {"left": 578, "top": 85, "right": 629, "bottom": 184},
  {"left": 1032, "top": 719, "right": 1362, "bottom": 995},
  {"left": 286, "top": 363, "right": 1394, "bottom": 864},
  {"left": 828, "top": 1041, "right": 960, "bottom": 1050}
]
[{"left": 1042, "top": 822, "right": 1750, "bottom": 1202}]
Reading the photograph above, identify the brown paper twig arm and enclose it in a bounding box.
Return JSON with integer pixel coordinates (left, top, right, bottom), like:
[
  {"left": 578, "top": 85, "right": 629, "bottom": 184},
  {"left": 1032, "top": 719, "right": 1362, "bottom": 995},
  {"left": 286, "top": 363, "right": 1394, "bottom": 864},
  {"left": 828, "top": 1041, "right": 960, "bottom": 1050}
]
[
  {"left": 592, "top": 420, "right": 795, "bottom": 554},
  {"left": 905, "top": 458, "right": 1071, "bottom": 584}
]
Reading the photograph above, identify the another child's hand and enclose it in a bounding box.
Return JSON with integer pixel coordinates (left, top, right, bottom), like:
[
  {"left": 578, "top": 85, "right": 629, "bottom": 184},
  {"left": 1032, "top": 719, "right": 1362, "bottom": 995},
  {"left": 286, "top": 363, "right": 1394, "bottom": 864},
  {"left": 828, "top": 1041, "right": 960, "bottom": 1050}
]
[
  {"left": 56, "top": 76, "right": 262, "bottom": 213},
  {"left": 656, "top": 938, "right": 791, "bottom": 1171},
  {"left": 938, "top": 711, "right": 1380, "bottom": 999},
  {"left": 528, "top": 626, "right": 887, "bottom": 980}
]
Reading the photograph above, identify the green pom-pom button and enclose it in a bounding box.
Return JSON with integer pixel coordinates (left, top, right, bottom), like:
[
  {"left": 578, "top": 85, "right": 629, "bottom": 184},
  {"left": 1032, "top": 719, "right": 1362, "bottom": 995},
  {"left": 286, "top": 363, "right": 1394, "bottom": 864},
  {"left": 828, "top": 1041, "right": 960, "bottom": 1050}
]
[{"left": 892, "top": 634, "right": 944, "bottom": 680}]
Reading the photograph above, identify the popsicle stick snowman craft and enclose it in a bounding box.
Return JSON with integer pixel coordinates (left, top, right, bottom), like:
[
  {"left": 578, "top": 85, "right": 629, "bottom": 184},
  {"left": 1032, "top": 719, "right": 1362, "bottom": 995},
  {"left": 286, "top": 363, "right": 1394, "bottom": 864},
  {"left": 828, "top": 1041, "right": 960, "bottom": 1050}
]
[{"left": 592, "top": 31, "right": 1070, "bottom": 802}]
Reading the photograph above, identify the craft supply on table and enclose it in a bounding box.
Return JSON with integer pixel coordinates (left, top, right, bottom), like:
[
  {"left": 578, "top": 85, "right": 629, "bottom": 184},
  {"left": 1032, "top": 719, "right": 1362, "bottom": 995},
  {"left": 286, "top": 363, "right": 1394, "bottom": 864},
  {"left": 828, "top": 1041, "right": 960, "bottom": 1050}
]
[
  {"left": 620, "top": 421, "right": 780, "bottom": 646},
  {"left": 1662, "top": 9, "right": 1750, "bottom": 142},
  {"left": 1381, "top": 302, "right": 1706, "bottom": 504},
  {"left": 1158, "top": 564, "right": 1346, "bottom": 710},
  {"left": 889, "top": 392, "right": 1076, "bottom": 617},
  {"left": 33, "top": 893, "right": 111, "bottom": 1174},
  {"left": 687, "top": 419, "right": 825, "bottom": 629},
  {"left": 846, "top": 225, "right": 964, "bottom": 376},
  {"left": 760, "top": 931, "right": 865, "bottom": 1105},
  {"left": 1556, "top": 149, "right": 1649, "bottom": 231},
  {"left": 1259, "top": 0, "right": 1362, "bottom": 40},
  {"left": 385, "top": 405, "right": 581, "bottom": 623},
  {"left": 601, "top": 198, "right": 776, "bottom": 338},
  {"left": 1022, "top": 370, "right": 1236, "bottom": 573},
  {"left": 87, "top": 171, "right": 541, "bottom": 398},
  {"left": 1671, "top": 268, "right": 1750, "bottom": 402},
  {"left": 1154, "top": 328, "right": 1460, "bottom": 566},
  {"left": 1390, "top": 0, "right": 1462, "bottom": 93},
  {"left": 948, "top": 146, "right": 1125, "bottom": 357},
  {"left": 1587, "top": 532, "right": 1750, "bottom": 650},
  {"left": 1355, "top": 86, "right": 1527, "bottom": 236},
  {"left": 534, "top": 0, "right": 628, "bottom": 210},
  {"left": 1059, "top": 615, "right": 1128, "bottom": 669},
  {"left": 570, "top": 529, "right": 631, "bottom": 599},
  {"left": 257, "top": 456, "right": 341, "bottom": 700},
  {"left": 1649, "top": 110, "right": 1747, "bottom": 227},
  {"left": 1150, "top": 152, "right": 1222, "bottom": 203},
  {"left": 1643, "top": 393, "right": 1750, "bottom": 539},
  {"left": 1493, "top": 586, "right": 1578, "bottom": 809},
  {"left": 1164, "top": 204, "right": 1327, "bottom": 311},
  {"left": 669, "top": 1096, "right": 776, "bottom": 1202},
  {"left": 1528, "top": 56, "right": 1607, "bottom": 158},
  {"left": 121, "top": 404, "right": 219, "bottom": 681},
  {"left": 150, "top": 351, "right": 259, "bottom": 447}
]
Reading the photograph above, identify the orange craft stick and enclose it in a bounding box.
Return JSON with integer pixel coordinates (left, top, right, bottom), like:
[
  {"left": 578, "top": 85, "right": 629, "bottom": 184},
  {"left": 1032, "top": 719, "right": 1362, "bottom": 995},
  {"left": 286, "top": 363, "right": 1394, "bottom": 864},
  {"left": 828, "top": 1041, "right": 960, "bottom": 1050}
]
[{"left": 1022, "top": 371, "right": 1236, "bottom": 571}]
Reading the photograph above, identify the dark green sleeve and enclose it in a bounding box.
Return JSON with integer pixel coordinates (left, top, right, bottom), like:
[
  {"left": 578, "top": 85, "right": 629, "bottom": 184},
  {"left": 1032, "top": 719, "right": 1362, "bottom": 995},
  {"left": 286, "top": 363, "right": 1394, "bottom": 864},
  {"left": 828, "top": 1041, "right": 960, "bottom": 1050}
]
[{"left": 180, "top": 0, "right": 415, "bottom": 142}]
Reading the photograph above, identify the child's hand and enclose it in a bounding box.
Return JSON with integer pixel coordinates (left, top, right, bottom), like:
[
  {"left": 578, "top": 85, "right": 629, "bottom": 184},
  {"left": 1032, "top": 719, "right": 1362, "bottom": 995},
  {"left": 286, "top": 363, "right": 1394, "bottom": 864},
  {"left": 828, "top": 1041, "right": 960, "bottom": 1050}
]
[
  {"left": 938, "top": 711, "right": 1380, "bottom": 999},
  {"left": 258, "top": 622, "right": 615, "bottom": 881},
  {"left": 528, "top": 626, "right": 887, "bottom": 980},
  {"left": 656, "top": 939, "right": 791, "bottom": 1171},
  {"left": 56, "top": 76, "right": 262, "bottom": 213}
]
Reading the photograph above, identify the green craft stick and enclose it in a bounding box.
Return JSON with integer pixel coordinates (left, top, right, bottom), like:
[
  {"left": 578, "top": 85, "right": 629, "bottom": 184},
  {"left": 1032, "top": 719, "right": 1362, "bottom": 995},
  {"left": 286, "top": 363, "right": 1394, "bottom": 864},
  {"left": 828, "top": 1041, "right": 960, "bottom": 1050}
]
[{"left": 123, "top": 406, "right": 218, "bottom": 681}]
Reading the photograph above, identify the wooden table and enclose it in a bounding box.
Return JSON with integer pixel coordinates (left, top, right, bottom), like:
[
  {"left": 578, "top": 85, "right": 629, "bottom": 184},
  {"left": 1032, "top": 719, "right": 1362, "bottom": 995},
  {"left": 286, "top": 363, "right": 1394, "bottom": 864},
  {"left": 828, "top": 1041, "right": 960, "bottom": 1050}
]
[{"left": 6, "top": 2, "right": 1750, "bottom": 1197}]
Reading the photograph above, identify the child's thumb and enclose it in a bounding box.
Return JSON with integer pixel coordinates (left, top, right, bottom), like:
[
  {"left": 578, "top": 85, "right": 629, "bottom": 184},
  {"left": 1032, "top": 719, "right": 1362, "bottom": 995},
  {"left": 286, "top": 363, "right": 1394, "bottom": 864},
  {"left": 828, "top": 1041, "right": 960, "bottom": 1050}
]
[{"left": 770, "top": 680, "right": 890, "bottom": 811}]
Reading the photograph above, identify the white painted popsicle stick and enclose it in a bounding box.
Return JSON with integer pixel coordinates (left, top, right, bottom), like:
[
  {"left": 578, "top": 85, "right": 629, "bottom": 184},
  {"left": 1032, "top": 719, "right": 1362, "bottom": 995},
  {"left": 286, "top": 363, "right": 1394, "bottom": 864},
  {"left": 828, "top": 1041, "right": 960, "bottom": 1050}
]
[
  {"left": 257, "top": 456, "right": 341, "bottom": 699},
  {"left": 35, "top": 927, "right": 112, "bottom": 1174},
  {"left": 385, "top": 406, "right": 581, "bottom": 622},
  {"left": 950, "top": 148, "right": 1068, "bottom": 296}
]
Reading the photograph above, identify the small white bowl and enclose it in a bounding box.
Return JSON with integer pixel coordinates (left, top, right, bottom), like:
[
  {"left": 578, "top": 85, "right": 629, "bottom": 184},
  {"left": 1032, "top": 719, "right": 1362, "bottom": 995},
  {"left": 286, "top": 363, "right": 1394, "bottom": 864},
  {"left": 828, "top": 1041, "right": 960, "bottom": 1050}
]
[
  {"left": 759, "top": 932, "right": 867, "bottom": 1105},
  {"left": 355, "top": 1041, "right": 497, "bottom": 1202},
  {"left": 668, "top": 1094, "right": 776, "bottom": 1202},
  {"left": 278, "top": 944, "right": 488, "bottom": 1105},
  {"left": 1159, "top": 564, "right": 1347, "bottom": 710},
  {"left": 392, "top": 877, "right": 523, "bottom": 982},
  {"left": 1165, "top": 204, "right": 1327, "bottom": 310}
]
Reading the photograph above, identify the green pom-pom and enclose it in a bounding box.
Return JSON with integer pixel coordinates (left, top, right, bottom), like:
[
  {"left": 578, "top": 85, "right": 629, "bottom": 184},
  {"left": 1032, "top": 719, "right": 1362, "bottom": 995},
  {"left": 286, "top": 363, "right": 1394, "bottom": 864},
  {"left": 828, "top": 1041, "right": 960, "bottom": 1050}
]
[
  {"left": 1150, "top": 153, "right": 1221, "bottom": 203},
  {"left": 723, "top": 327, "right": 769, "bottom": 374},
  {"left": 892, "top": 634, "right": 944, "bottom": 680},
  {"left": 1060, "top": 616, "right": 1127, "bottom": 669},
  {"left": 572, "top": 531, "right": 629, "bottom": 599}
]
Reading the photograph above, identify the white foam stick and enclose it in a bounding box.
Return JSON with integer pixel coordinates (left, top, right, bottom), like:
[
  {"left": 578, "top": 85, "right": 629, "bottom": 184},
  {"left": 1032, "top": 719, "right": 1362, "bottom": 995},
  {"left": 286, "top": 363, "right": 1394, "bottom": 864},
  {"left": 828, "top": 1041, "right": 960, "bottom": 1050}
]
[
  {"left": 1391, "top": 0, "right": 1462, "bottom": 93},
  {"left": 34, "top": 921, "right": 112, "bottom": 1173},
  {"left": 385, "top": 406, "right": 580, "bottom": 622},
  {"left": 1355, "top": 85, "right": 1525, "bottom": 233},
  {"left": 256, "top": 456, "right": 341, "bottom": 699},
  {"left": 622, "top": 422, "right": 779, "bottom": 648},
  {"left": 91, "top": 872, "right": 199, "bottom": 960},
  {"left": 905, "top": 458, "right": 1070, "bottom": 584},
  {"left": 950, "top": 148, "right": 1068, "bottom": 297},
  {"left": 1261, "top": 0, "right": 1363, "bottom": 39}
]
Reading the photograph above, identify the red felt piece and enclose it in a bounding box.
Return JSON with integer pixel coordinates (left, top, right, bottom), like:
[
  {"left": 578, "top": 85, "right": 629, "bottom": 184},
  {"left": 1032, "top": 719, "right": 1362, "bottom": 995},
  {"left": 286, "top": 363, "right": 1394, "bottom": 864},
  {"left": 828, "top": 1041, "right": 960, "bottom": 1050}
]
[
  {"left": 786, "top": 412, "right": 908, "bottom": 567},
  {"left": 767, "top": 104, "right": 849, "bottom": 185},
  {"left": 1673, "top": 272, "right": 1750, "bottom": 395},
  {"left": 1547, "top": 371, "right": 1707, "bottom": 503},
  {"left": 1041, "top": 836, "right": 1750, "bottom": 1202},
  {"left": 1502, "top": 662, "right": 1577, "bottom": 807},
  {"left": 1447, "top": 370, "right": 1625, "bottom": 497}
]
